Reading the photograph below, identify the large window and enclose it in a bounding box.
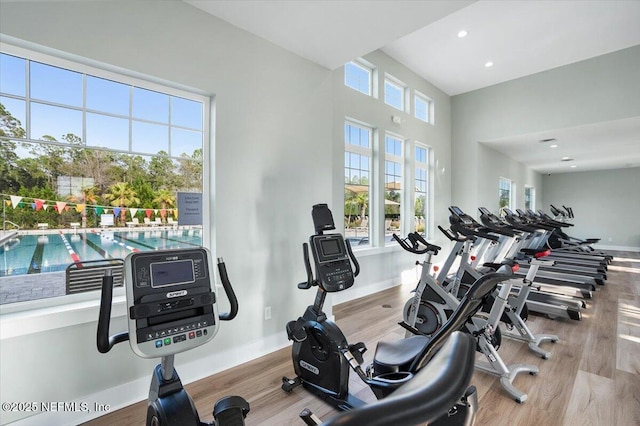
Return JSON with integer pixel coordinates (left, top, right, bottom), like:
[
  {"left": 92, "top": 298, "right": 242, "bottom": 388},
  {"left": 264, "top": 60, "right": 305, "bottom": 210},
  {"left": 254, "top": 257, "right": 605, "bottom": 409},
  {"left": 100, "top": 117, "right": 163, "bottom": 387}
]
[
  {"left": 0, "top": 46, "right": 208, "bottom": 305},
  {"left": 344, "top": 121, "right": 372, "bottom": 247},
  {"left": 499, "top": 177, "right": 515, "bottom": 215},
  {"left": 384, "top": 135, "right": 403, "bottom": 240},
  {"left": 344, "top": 60, "right": 372, "bottom": 96},
  {"left": 524, "top": 186, "right": 535, "bottom": 211},
  {"left": 414, "top": 144, "right": 430, "bottom": 236},
  {"left": 384, "top": 75, "right": 406, "bottom": 112}
]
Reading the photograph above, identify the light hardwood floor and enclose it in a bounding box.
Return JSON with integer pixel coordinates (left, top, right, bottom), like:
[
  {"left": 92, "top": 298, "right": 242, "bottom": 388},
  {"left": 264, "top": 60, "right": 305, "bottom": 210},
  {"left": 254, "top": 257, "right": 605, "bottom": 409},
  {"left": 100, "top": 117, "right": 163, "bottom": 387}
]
[{"left": 84, "top": 251, "right": 640, "bottom": 426}]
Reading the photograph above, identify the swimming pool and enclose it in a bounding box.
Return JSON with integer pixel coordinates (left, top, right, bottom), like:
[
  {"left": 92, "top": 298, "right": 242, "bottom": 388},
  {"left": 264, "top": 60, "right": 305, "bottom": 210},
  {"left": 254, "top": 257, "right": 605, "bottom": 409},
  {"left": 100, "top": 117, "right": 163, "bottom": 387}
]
[{"left": 0, "top": 229, "right": 203, "bottom": 277}]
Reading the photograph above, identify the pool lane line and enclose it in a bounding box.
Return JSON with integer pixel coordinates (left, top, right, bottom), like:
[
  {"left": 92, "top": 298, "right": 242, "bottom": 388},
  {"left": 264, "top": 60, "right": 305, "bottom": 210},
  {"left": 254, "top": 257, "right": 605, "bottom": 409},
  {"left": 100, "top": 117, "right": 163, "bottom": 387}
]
[
  {"left": 160, "top": 235, "right": 202, "bottom": 247},
  {"left": 27, "top": 237, "right": 46, "bottom": 274},
  {"left": 113, "top": 233, "right": 157, "bottom": 251},
  {"left": 59, "top": 231, "right": 82, "bottom": 265},
  {"left": 94, "top": 230, "right": 141, "bottom": 253}
]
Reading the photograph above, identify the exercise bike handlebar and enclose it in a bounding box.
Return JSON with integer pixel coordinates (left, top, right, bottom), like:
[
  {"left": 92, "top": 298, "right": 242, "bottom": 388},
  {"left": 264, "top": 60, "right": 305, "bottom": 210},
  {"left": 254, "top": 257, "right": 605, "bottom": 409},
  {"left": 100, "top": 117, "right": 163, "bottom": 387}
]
[
  {"left": 97, "top": 269, "right": 129, "bottom": 354},
  {"left": 298, "top": 242, "right": 315, "bottom": 289},
  {"left": 392, "top": 233, "right": 440, "bottom": 255},
  {"left": 216, "top": 258, "right": 240, "bottom": 321},
  {"left": 345, "top": 239, "right": 360, "bottom": 278},
  {"left": 438, "top": 225, "right": 469, "bottom": 242}
]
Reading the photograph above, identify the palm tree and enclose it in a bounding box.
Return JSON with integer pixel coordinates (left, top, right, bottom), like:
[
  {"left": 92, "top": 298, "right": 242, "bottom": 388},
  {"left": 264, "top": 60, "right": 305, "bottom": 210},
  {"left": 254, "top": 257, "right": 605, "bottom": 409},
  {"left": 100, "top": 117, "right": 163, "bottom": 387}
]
[
  {"left": 69, "top": 185, "right": 99, "bottom": 228},
  {"left": 152, "top": 189, "right": 175, "bottom": 223},
  {"left": 104, "top": 182, "right": 140, "bottom": 225}
]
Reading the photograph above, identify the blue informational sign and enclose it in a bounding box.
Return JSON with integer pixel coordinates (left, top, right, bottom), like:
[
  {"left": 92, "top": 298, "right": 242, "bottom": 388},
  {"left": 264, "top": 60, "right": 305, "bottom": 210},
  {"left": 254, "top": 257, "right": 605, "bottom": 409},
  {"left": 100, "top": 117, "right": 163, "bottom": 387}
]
[{"left": 177, "top": 192, "right": 203, "bottom": 226}]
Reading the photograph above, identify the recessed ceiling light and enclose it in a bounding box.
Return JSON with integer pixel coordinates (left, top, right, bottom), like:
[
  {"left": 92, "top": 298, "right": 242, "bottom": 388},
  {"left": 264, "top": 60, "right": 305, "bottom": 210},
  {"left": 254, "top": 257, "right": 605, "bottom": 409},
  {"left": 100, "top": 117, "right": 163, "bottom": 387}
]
[
  {"left": 458, "top": 30, "right": 468, "bottom": 38},
  {"left": 570, "top": 165, "right": 577, "bottom": 168},
  {"left": 561, "top": 157, "right": 573, "bottom": 162},
  {"left": 485, "top": 61, "right": 494, "bottom": 68},
  {"left": 550, "top": 144, "right": 559, "bottom": 148}
]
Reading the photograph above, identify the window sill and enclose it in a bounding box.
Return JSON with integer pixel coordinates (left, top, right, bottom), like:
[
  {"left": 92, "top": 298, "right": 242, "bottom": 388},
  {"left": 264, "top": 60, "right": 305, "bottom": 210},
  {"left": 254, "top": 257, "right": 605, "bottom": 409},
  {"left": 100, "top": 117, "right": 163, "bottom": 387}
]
[
  {"left": 0, "top": 293, "right": 127, "bottom": 340},
  {"left": 351, "top": 244, "right": 402, "bottom": 258}
]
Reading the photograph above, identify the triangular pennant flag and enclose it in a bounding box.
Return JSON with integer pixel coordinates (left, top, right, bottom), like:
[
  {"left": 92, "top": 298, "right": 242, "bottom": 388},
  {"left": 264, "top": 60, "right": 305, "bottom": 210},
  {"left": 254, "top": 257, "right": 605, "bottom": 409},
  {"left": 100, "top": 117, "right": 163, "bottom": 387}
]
[
  {"left": 76, "top": 204, "right": 86, "bottom": 213},
  {"left": 45, "top": 204, "right": 51, "bottom": 211},
  {"left": 31, "top": 202, "right": 36, "bottom": 210},
  {"left": 145, "top": 209, "right": 153, "bottom": 218},
  {"left": 35, "top": 199, "right": 44, "bottom": 211},
  {"left": 129, "top": 208, "right": 138, "bottom": 218},
  {"left": 160, "top": 209, "right": 166, "bottom": 218},
  {"left": 113, "top": 207, "right": 121, "bottom": 218},
  {"left": 4, "top": 200, "right": 11, "bottom": 207},
  {"left": 56, "top": 201, "right": 67, "bottom": 214},
  {"left": 10, "top": 195, "right": 22, "bottom": 209},
  {"left": 174, "top": 209, "right": 178, "bottom": 219},
  {"left": 95, "top": 206, "right": 104, "bottom": 215},
  {"left": 104, "top": 208, "right": 110, "bottom": 214}
]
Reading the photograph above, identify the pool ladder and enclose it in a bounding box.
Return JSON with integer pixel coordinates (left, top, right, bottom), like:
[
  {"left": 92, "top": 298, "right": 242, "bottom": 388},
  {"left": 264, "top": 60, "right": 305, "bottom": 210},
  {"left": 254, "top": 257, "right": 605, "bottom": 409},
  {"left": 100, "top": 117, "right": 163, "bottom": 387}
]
[{"left": 3, "top": 220, "right": 21, "bottom": 231}]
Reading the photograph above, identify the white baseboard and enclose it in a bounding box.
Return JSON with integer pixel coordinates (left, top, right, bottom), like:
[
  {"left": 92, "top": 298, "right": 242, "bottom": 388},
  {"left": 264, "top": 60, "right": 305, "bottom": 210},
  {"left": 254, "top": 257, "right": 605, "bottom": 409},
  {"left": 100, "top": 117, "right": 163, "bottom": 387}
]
[
  {"left": 593, "top": 244, "right": 640, "bottom": 252},
  {"left": 9, "top": 333, "right": 291, "bottom": 426}
]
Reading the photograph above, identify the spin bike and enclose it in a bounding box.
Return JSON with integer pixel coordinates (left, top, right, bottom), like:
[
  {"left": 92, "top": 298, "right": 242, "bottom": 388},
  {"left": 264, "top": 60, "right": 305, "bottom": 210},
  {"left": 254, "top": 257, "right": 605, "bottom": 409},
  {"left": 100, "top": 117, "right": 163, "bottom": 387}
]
[
  {"left": 281, "top": 204, "right": 520, "bottom": 423},
  {"left": 97, "top": 248, "right": 250, "bottom": 426},
  {"left": 393, "top": 230, "right": 539, "bottom": 403}
]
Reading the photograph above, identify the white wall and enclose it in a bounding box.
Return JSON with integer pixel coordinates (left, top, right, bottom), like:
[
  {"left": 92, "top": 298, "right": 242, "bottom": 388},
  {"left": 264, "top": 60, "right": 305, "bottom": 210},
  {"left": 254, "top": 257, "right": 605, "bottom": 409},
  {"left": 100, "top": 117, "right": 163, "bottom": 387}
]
[
  {"left": 0, "top": 1, "right": 333, "bottom": 423},
  {"left": 542, "top": 167, "right": 640, "bottom": 250},
  {"left": 451, "top": 45, "right": 640, "bottom": 214}
]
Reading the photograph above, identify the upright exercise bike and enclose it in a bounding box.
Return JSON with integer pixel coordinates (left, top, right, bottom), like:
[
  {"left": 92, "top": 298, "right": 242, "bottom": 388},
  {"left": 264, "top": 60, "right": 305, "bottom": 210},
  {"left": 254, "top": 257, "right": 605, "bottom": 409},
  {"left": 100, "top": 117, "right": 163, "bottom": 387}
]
[
  {"left": 97, "top": 248, "right": 250, "bottom": 426},
  {"left": 393, "top": 226, "right": 540, "bottom": 403},
  {"left": 281, "top": 204, "right": 519, "bottom": 423}
]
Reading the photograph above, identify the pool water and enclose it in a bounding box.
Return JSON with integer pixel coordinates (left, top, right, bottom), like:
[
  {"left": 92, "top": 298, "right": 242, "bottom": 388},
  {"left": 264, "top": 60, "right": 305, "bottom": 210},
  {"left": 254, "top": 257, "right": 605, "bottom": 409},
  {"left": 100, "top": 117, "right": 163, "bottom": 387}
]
[{"left": 0, "top": 229, "right": 203, "bottom": 277}]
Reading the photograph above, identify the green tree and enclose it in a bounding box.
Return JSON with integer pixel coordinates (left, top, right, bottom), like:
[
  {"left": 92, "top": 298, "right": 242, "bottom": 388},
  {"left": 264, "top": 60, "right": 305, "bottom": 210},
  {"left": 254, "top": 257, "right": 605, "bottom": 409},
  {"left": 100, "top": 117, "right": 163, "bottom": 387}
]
[
  {"left": 0, "top": 102, "right": 26, "bottom": 193},
  {"left": 177, "top": 148, "right": 202, "bottom": 192},
  {"left": 149, "top": 151, "right": 176, "bottom": 191}
]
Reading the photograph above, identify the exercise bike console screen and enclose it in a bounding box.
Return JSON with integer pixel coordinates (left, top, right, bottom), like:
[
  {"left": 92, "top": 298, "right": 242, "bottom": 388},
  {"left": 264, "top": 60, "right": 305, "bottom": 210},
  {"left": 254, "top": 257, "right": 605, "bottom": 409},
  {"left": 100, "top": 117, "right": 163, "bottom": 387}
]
[
  {"left": 310, "top": 234, "right": 354, "bottom": 292},
  {"left": 150, "top": 259, "right": 195, "bottom": 288},
  {"left": 125, "top": 248, "right": 220, "bottom": 359}
]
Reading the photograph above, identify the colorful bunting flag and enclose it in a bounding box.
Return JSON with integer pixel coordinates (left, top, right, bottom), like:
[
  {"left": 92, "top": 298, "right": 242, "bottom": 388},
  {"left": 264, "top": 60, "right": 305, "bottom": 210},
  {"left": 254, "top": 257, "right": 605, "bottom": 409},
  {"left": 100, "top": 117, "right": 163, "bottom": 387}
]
[{"left": 10, "top": 195, "right": 22, "bottom": 209}]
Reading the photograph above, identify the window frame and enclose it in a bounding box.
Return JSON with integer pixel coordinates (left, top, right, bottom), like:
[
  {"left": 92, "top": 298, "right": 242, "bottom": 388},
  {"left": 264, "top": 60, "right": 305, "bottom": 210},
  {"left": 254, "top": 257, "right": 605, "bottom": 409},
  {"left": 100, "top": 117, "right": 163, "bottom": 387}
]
[
  {"left": 384, "top": 74, "right": 407, "bottom": 112},
  {"left": 413, "top": 142, "right": 431, "bottom": 238},
  {"left": 0, "top": 41, "right": 212, "bottom": 315},
  {"left": 344, "top": 120, "right": 373, "bottom": 248},
  {"left": 383, "top": 133, "right": 404, "bottom": 244},
  {"left": 524, "top": 185, "right": 536, "bottom": 211},
  {"left": 344, "top": 59, "right": 373, "bottom": 97},
  {"left": 498, "top": 177, "right": 515, "bottom": 215},
  {"left": 414, "top": 90, "right": 434, "bottom": 124}
]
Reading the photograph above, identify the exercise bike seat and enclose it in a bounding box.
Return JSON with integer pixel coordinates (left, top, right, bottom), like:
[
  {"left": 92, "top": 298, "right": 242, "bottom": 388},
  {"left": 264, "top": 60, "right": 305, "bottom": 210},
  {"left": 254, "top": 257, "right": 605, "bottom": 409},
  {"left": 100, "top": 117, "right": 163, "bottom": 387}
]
[{"left": 373, "top": 335, "right": 430, "bottom": 374}]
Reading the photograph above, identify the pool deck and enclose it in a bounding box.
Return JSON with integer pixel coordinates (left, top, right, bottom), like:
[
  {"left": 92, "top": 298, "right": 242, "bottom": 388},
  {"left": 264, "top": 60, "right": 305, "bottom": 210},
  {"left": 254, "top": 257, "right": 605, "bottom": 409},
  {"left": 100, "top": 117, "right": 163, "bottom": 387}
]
[{"left": 0, "top": 271, "right": 65, "bottom": 304}]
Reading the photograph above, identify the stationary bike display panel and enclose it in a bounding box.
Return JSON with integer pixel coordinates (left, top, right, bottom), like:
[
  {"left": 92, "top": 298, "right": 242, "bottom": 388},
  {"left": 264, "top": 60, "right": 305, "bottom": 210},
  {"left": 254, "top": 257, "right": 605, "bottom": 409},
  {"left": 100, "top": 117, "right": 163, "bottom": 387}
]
[
  {"left": 125, "top": 248, "right": 220, "bottom": 359},
  {"left": 310, "top": 234, "right": 354, "bottom": 292}
]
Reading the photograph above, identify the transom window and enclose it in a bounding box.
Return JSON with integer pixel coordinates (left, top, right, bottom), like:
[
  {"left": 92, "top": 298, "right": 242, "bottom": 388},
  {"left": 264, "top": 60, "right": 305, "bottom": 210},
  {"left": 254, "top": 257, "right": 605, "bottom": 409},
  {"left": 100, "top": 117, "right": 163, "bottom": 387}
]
[
  {"left": 414, "top": 91, "right": 433, "bottom": 124},
  {"left": 384, "top": 75, "right": 406, "bottom": 112},
  {"left": 344, "top": 60, "right": 372, "bottom": 96}
]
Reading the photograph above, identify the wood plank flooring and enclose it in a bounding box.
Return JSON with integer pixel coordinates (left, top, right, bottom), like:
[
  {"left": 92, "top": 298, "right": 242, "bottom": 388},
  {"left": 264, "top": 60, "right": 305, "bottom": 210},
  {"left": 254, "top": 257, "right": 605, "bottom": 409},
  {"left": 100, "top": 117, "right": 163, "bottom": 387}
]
[{"left": 84, "top": 250, "right": 640, "bottom": 426}]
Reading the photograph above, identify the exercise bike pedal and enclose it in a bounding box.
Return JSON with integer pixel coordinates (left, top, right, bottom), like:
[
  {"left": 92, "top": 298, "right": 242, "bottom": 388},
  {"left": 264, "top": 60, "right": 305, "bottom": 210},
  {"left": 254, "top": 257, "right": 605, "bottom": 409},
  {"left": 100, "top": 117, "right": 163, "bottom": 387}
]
[
  {"left": 348, "top": 342, "right": 367, "bottom": 364},
  {"left": 213, "top": 395, "right": 250, "bottom": 425},
  {"left": 286, "top": 318, "right": 307, "bottom": 342},
  {"left": 281, "top": 376, "right": 302, "bottom": 392}
]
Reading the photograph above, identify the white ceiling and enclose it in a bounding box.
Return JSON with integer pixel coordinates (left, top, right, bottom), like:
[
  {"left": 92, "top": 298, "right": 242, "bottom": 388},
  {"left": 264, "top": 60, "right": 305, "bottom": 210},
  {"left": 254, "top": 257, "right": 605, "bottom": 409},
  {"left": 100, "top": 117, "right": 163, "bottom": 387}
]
[{"left": 186, "top": 0, "right": 640, "bottom": 173}]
